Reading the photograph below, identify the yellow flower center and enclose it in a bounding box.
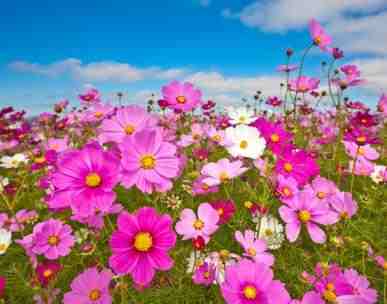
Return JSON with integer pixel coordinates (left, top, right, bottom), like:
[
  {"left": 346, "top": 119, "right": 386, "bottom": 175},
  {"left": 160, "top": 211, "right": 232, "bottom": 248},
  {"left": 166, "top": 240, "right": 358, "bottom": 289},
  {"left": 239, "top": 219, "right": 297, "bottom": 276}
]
[
  {"left": 94, "top": 111, "right": 103, "bottom": 118},
  {"left": 219, "top": 172, "right": 230, "bottom": 183},
  {"left": 298, "top": 210, "right": 311, "bottom": 223},
  {"left": 341, "top": 212, "right": 349, "bottom": 219},
  {"left": 48, "top": 235, "right": 60, "bottom": 246},
  {"left": 176, "top": 96, "right": 186, "bottom": 104},
  {"left": 323, "top": 290, "right": 337, "bottom": 302},
  {"left": 0, "top": 243, "right": 8, "bottom": 252},
  {"left": 212, "top": 135, "right": 221, "bottom": 142},
  {"left": 193, "top": 219, "right": 204, "bottom": 230},
  {"left": 247, "top": 247, "right": 256, "bottom": 256},
  {"left": 217, "top": 208, "right": 224, "bottom": 216},
  {"left": 89, "top": 289, "right": 102, "bottom": 301},
  {"left": 356, "top": 136, "right": 366, "bottom": 144},
  {"left": 34, "top": 156, "right": 46, "bottom": 164},
  {"left": 219, "top": 249, "right": 230, "bottom": 259},
  {"left": 239, "top": 116, "right": 246, "bottom": 123},
  {"left": 244, "top": 201, "right": 253, "bottom": 209},
  {"left": 383, "top": 262, "right": 387, "bottom": 271},
  {"left": 203, "top": 271, "right": 210, "bottom": 279},
  {"left": 314, "top": 36, "right": 322, "bottom": 45},
  {"left": 85, "top": 173, "right": 102, "bottom": 188},
  {"left": 317, "top": 191, "right": 326, "bottom": 199},
  {"left": 134, "top": 232, "right": 153, "bottom": 252},
  {"left": 239, "top": 140, "right": 248, "bottom": 149},
  {"left": 140, "top": 155, "right": 156, "bottom": 169},
  {"left": 326, "top": 283, "right": 335, "bottom": 291},
  {"left": 358, "top": 147, "right": 365, "bottom": 155},
  {"left": 243, "top": 285, "right": 257, "bottom": 300},
  {"left": 43, "top": 269, "right": 53, "bottom": 278},
  {"left": 282, "top": 187, "right": 292, "bottom": 197},
  {"left": 124, "top": 124, "right": 135, "bottom": 135},
  {"left": 284, "top": 162, "right": 293, "bottom": 172},
  {"left": 271, "top": 133, "right": 280, "bottom": 143},
  {"left": 264, "top": 229, "right": 273, "bottom": 237}
]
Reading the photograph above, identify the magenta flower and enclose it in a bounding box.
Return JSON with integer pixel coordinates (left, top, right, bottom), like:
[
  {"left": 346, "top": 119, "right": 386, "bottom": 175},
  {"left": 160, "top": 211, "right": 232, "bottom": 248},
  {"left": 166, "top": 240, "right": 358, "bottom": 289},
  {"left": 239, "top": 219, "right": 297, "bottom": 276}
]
[
  {"left": 275, "top": 150, "right": 320, "bottom": 186},
  {"left": 279, "top": 191, "right": 338, "bottom": 243},
  {"left": 341, "top": 64, "right": 360, "bottom": 78},
  {"left": 193, "top": 262, "right": 215, "bottom": 286},
  {"left": 377, "top": 93, "right": 387, "bottom": 116},
  {"left": 79, "top": 88, "right": 101, "bottom": 105},
  {"left": 289, "top": 76, "right": 320, "bottom": 93},
  {"left": 98, "top": 105, "right": 158, "bottom": 144},
  {"left": 36, "top": 261, "right": 62, "bottom": 286},
  {"left": 51, "top": 142, "right": 120, "bottom": 216},
  {"left": 201, "top": 158, "right": 248, "bottom": 186},
  {"left": 63, "top": 267, "right": 113, "bottom": 304},
  {"left": 109, "top": 207, "right": 176, "bottom": 287},
  {"left": 276, "top": 175, "right": 299, "bottom": 204},
  {"left": 235, "top": 230, "right": 274, "bottom": 266},
  {"left": 309, "top": 19, "right": 332, "bottom": 51},
  {"left": 175, "top": 203, "right": 219, "bottom": 243},
  {"left": 162, "top": 80, "right": 202, "bottom": 112},
  {"left": 221, "top": 259, "right": 291, "bottom": 304},
  {"left": 31, "top": 219, "right": 75, "bottom": 260},
  {"left": 210, "top": 199, "right": 236, "bottom": 224},
  {"left": 291, "top": 291, "right": 324, "bottom": 304},
  {"left": 120, "top": 127, "right": 180, "bottom": 193}
]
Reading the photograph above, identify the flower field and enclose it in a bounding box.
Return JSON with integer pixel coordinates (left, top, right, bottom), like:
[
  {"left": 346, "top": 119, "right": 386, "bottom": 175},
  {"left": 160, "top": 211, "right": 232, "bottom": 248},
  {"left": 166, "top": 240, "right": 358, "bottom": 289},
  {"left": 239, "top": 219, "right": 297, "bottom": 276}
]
[{"left": 0, "top": 19, "right": 386, "bottom": 303}]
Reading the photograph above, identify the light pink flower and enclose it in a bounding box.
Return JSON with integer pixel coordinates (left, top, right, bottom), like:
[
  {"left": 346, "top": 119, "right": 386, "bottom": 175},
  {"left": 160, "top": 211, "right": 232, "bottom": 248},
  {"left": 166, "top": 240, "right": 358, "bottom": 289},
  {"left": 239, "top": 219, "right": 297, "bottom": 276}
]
[{"left": 201, "top": 158, "right": 248, "bottom": 186}]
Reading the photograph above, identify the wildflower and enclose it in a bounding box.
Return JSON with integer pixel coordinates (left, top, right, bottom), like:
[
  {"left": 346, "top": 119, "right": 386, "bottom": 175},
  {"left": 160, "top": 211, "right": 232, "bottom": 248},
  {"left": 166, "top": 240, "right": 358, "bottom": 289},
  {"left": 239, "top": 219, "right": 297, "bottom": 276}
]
[
  {"left": 162, "top": 80, "right": 202, "bottom": 112},
  {"left": 82, "top": 102, "right": 114, "bottom": 122},
  {"left": 290, "top": 291, "right": 324, "bottom": 304},
  {"left": 79, "top": 88, "right": 101, "bottom": 105},
  {"left": 164, "top": 194, "right": 182, "bottom": 210},
  {"left": 109, "top": 207, "right": 176, "bottom": 287},
  {"left": 221, "top": 259, "right": 291, "bottom": 304},
  {"left": 36, "top": 261, "right": 62, "bottom": 286},
  {"left": 309, "top": 19, "right": 332, "bottom": 51},
  {"left": 226, "top": 106, "right": 256, "bottom": 125},
  {"left": 63, "top": 267, "right": 113, "bottom": 304},
  {"left": 51, "top": 142, "right": 120, "bottom": 216},
  {"left": 45, "top": 137, "right": 68, "bottom": 153},
  {"left": 377, "top": 93, "right": 387, "bottom": 116},
  {"left": 266, "top": 96, "right": 283, "bottom": 107},
  {"left": 178, "top": 123, "right": 207, "bottom": 147},
  {"left": 31, "top": 219, "right": 75, "bottom": 260},
  {"left": 201, "top": 158, "right": 248, "bottom": 186},
  {"left": 375, "top": 256, "right": 387, "bottom": 271},
  {"left": 207, "top": 126, "right": 230, "bottom": 146},
  {"left": 0, "top": 229, "right": 11, "bottom": 255},
  {"left": 120, "top": 128, "right": 180, "bottom": 194},
  {"left": 276, "top": 64, "right": 298, "bottom": 73},
  {"left": 0, "top": 153, "right": 28, "bottom": 168},
  {"left": 340, "top": 269, "right": 378, "bottom": 303},
  {"left": 289, "top": 76, "right": 320, "bottom": 93},
  {"left": 330, "top": 191, "right": 358, "bottom": 220},
  {"left": 225, "top": 125, "right": 266, "bottom": 159},
  {"left": 371, "top": 165, "right": 387, "bottom": 184},
  {"left": 257, "top": 215, "right": 285, "bottom": 250},
  {"left": 209, "top": 200, "right": 236, "bottom": 224},
  {"left": 276, "top": 175, "right": 299, "bottom": 204},
  {"left": 235, "top": 230, "right": 274, "bottom": 266},
  {"left": 279, "top": 191, "right": 338, "bottom": 243},
  {"left": 175, "top": 203, "right": 219, "bottom": 244},
  {"left": 304, "top": 176, "right": 338, "bottom": 205},
  {"left": 193, "top": 262, "right": 216, "bottom": 286},
  {"left": 192, "top": 176, "right": 219, "bottom": 196},
  {"left": 343, "top": 141, "right": 379, "bottom": 161}
]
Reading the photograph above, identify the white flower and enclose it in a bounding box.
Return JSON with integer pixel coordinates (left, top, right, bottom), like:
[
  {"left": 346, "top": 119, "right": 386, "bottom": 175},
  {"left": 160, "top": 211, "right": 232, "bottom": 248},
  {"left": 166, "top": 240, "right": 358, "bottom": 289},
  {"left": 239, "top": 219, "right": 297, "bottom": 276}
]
[
  {"left": 186, "top": 251, "right": 205, "bottom": 274},
  {"left": 0, "top": 176, "right": 9, "bottom": 192},
  {"left": 0, "top": 229, "right": 11, "bottom": 255},
  {"left": 225, "top": 125, "right": 266, "bottom": 159},
  {"left": 0, "top": 153, "right": 28, "bottom": 168},
  {"left": 257, "top": 215, "right": 284, "bottom": 250},
  {"left": 371, "top": 165, "right": 386, "bottom": 184},
  {"left": 226, "top": 106, "right": 256, "bottom": 125},
  {"left": 204, "top": 251, "right": 240, "bottom": 285}
]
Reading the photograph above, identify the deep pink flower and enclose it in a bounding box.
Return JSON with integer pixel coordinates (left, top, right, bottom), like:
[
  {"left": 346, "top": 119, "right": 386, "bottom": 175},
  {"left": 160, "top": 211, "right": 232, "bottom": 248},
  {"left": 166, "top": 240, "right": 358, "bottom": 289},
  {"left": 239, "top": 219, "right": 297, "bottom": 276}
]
[
  {"left": 344, "top": 128, "right": 380, "bottom": 146},
  {"left": 0, "top": 276, "right": 5, "bottom": 298},
  {"left": 279, "top": 191, "right": 338, "bottom": 243},
  {"left": 309, "top": 19, "right": 332, "bottom": 51},
  {"left": 340, "top": 65, "right": 360, "bottom": 78},
  {"left": 162, "top": 81, "right": 202, "bottom": 112},
  {"left": 266, "top": 96, "right": 283, "bottom": 107},
  {"left": 63, "top": 267, "right": 113, "bottom": 304},
  {"left": 350, "top": 111, "right": 379, "bottom": 128},
  {"left": 109, "top": 207, "right": 176, "bottom": 287},
  {"left": 201, "top": 158, "right": 248, "bottom": 186},
  {"left": 289, "top": 76, "right": 320, "bottom": 93},
  {"left": 99, "top": 105, "right": 158, "bottom": 144},
  {"left": 50, "top": 142, "right": 120, "bottom": 216},
  {"left": 36, "top": 261, "right": 62, "bottom": 286},
  {"left": 375, "top": 256, "right": 387, "bottom": 270},
  {"left": 175, "top": 203, "right": 219, "bottom": 243},
  {"left": 193, "top": 262, "right": 215, "bottom": 286},
  {"left": 209, "top": 200, "right": 236, "bottom": 224},
  {"left": 235, "top": 230, "right": 274, "bottom": 266},
  {"left": 31, "top": 219, "right": 75, "bottom": 260},
  {"left": 79, "top": 88, "right": 101, "bottom": 105},
  {"left": 221, "top": 259, "right": 291, "bottom": 304},
  {"left": 276, "top": 174, "right": 299, "bottom": 204},
  {"left": 120, "top": 127, "right": 180, "bottom": 193},
  {"left": 275, "top": 150, "right": 320, "bottom": 186}
]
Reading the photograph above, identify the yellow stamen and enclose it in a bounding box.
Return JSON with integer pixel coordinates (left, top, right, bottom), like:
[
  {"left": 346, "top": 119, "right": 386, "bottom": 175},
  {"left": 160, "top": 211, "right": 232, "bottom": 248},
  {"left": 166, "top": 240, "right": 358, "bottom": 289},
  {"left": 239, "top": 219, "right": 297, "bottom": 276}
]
[
  {"left": 48, "top": 235, "right": 60, "bottom": 246},
  {"left": 85, "top": 173, "right": 102, "bottom": 187},
  {"left": 193, "top": 219, "right": 204, "bottom": 230},
  {"left": 284, "top": 162, "right": 293, "bottom": 172},
  {"left": 243, "top": 285, "right": 257, "bottom": 300},
  {"left": 239, "top": 140, "right": 248, "bottom": 149},
  {"left": 89, "top": 289, "right": 102, "bottom": 301},
  {"left": 124, "top": 124, "right": 135, "bottom": 135},
  {"left": 176, "top": 96, "right": 186, "bottom": 104},
  {"left": 271, "top": 134, "right": 280, "bottom": 143},
  {"left": 298, "top": 210, "right": 311, "bottom": 223},
  {"left": 140, "top": 155, "right": 156, "bottom": 169},
  {"left": 134, "top": 232, "right": 153, "bottom": 252}
]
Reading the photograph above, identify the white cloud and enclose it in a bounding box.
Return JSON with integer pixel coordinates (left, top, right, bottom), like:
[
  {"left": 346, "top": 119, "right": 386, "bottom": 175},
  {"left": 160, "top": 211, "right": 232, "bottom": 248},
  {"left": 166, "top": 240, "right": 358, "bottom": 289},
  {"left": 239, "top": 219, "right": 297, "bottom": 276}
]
[
  {"left": 223, "top": 0, "right": 387, "bottom": 55},
  {"left": 351, "top": 57, "right": 387, "bottom": 94},
  {"left": 9, "top": 59, "right": 187, "bottom": 83}
]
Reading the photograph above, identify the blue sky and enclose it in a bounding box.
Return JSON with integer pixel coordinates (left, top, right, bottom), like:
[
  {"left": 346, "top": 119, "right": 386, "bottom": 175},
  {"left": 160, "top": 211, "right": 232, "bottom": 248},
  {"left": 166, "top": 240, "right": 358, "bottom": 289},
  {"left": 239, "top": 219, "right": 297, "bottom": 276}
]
[{"left": 1, "top": 0, "right": 386, "bottom": 114}]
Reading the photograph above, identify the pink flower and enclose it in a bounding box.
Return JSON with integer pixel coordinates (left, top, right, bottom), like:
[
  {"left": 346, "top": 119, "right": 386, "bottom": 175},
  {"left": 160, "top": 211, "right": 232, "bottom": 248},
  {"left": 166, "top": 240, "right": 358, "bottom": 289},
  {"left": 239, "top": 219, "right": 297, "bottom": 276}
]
[
  {"left": 79, "top": 88, "right": 101, "bottom": 105},
  {"left": 82, "top": 102, "right": 114, "bottom": 122},
  {"left": 341, "top": 64, "right": 360, "bottom": 78},
  {"left": 177, "top": 123, "right": 207, "bottom": 147},
  {"left": 375, "top": 256, "right": 387, "bottom": 270},
  {"left": 330, "top": 191, "right": 358, "bottom": 220},
  {"left": 309, "top": 19, "right": 332, "bottom": 51},
  {"left": 276, "top": 64, "right": 298, "bottom": 73},
  {"left": 235, "top": 230, "right": 274, "bottom": 266},
  {"left": 193, "top": 262, "right": 216, "bottom": 286},
  {"left": 343, "top": 141, "right": 379, "bottom": 161},
  {"left": 45, "top": 137, "right": 68, "bottom": 153},
  {"left": 120, "top": 128, "right": 180, "bottom": 193},
  {"left": 175, "top": 203, "right": 219, "bottom": 243},
  {"left": 162, "top": 81, "right": 202, "bottom": 112},
  {"left": 98, "top": 105, "right": 158, "bottom": 144},
  {"left": 276, "top": 175, "right": 299, "bottom": 204},
  {"left": 340, "top": 269, "right": 378, "bottom": 303},
  {"left": 201, "top": 158, "right": 248, "bottom": 186},
  {"left": 63, "top": 267, "right": 113, "bottom": 304},
  {"left": 31, "top": 219, "right": 75, "bottom": 260},
  {"left": 210, "top": 200, "right": 236, "bottom": 224},
  {"left": 289, "top": 76, "right": 320, "bottom": 93},
  {"left": 291, "top": 291, "right": 324, "bottom": 304},
  {"left": 220, "top": 259, "right": 291, "bottom": 304},
  {"left": 304, "top": 176, "right": 338, "bottom": 205},
  {"left": 279, "top": 191, "right": 338, "bottom": 243},
  {"left": 109, "top": 207, "right": 176, "bottom": 287},
  {"left": 192, "top": 176, "right": 219, "bottom": 196},
  {"left": 50, "top": 142, "right": 120, "bottom": 216},
  {"left": 377, "top": 93, "right": 387, "bottom": 116}
]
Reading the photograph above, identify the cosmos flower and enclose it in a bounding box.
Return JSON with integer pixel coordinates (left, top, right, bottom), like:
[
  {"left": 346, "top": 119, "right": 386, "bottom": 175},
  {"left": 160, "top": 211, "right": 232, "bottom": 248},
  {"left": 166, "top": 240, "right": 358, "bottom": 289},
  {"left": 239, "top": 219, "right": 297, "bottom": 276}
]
[
  {"left": 82, "top": 102, "right": 114, "bottom": 123},
  {"left": 309, "top": 19, "right": 332, "bottom": 51},
  {"left": 221, "top": 259, "right": 291, "bottom": 304},
  {"left": 377, "top": 93, "right": 387, "bottom": 116},
  {"left": 193, "top": 262, "right": 216, "bottom": 286},
  {"left": 36, "top": 261, "right": 62, "bottom": 287},
  {"left": 289, "top": 76, "right": 320, "bottom": 93},
  {"left": 225, "top": 125, "right": 266, "bottom": 159},
  {"left": 276, "top": 64, "right": 298, "bottom": 73},
  {"left": 226, "top": 106, "right": 256, "bottom": 125},
  {"left": 109, "top": 207, "right": 176, "bottom": 287},
  {"left": 303, "top": 176, "right": 338, "bottom": 206},
  {"left": 234, "top": 230, "right": 274, "bottom": 266},
  {"left": 178, "top": 123, "right": 207, "bottom": 147},
  {"left": 63, "top": 267, "right": 113, "bottom": 304},
  {"left": 257, "top": 215, "right": 285, "bottom": 250},
  {"left": 175, "top": 203, "right": 219, "bottom": 244},
  {"left": 45, "top": 137, "right": 69, "bottom": 153},
  {"left": 120, "top": 127, "right": 180, "bottom": 194},
  {"left": 79, "top": 88, "right": 101, "bottom": 105},
  {"left": 191, "top": 176, "right": 219, "bottom": 196},
  {"left": 370, "top": 165, "right": 387, "bottom": 184},
  {"left": 98, "top": 105, "right": 158, "bottom": 144},
  {"left": 162, "top": 81, "right": 202, "bottom": 112},
  {"left": 343, "top": 141, "right": 379, "bottom": 161},
  {"left": 209, "top": 200, "right": 236, "bottom": 224},
  {"left": 279, "top": 191, "right": 338, "bottom": 243},
  {"left": 51, "top": 142, "right": 120, "bottom": 216},
  {"left": 31, "top": 219, "right": 75, "bottom": 260},
  {"left": 0, "top": 153, "right": 28, "bottom": 168},
  {"left": 276, "top": 175, "right": 299, "bottom": 204},
  {"left": 265, "top": 96, "right": 283, "bottom": 107},
  {"left": 206, "top": 126, "right": 230, "bottom": 147},
  {"left": 0, "top": 229, "right": 11, "bottom": 255},
  {"left": 330, "top": 191, "right": 358, "bottom": 220},
  {"left": 201, "top": 158, "right": 248, "bottom": 186}
]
